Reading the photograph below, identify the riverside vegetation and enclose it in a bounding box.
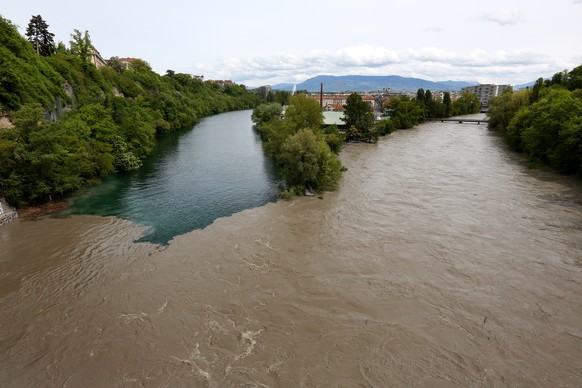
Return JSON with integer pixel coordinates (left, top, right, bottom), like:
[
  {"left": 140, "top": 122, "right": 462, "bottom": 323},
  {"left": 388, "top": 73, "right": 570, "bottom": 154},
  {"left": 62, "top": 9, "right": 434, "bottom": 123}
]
[
  {"left": 0, "top": 12, "right": 492, "bottom": 206},
  {"left": 251, "top": 95, "right": 344, "bottom": 198},
  {"left": 252, "top": 89, "right": 481, "bottom": 197},
  {"left": 487, "top": 65, "right": 582, "bottom": 177},
  {"left": 0, "top": 15, "right": 262, "bottom": 207}
]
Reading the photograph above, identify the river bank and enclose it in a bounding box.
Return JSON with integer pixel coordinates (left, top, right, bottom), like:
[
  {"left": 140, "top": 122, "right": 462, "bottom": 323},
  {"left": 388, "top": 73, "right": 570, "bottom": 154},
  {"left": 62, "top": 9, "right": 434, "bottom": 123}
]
[
  {"left": 0, "top": 198, "right": 18, "bottom": 226},
  {"left": 2, "top": 118, "right": 582, "bottom": 386}
]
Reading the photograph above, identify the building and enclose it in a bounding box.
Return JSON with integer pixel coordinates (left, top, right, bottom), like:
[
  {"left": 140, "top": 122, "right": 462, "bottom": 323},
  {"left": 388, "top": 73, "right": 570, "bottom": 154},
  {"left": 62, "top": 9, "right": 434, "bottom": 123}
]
[
  {"left": 89, "top": 47, "right": 107, "bottom": 68},
  {"left": 308, "top": 94, "right": 348, "bottom": 108},
  {"left": 308, "top": 93, "right": 378, "bottom": 112},
  {"left": 460, "top": 84, "right": 512, "bottom": 111},
  {"left": 323, "top": 111, "right": 347, "bottom": 129},
  {"left": 323, "top": 103, "right": 344, "bottom": 112},
  {"left": 255, "top": 85, "right": 272, "bottom": 98},
  {"left": 119, "top": 57, "right": 138, "bottom": 70}
]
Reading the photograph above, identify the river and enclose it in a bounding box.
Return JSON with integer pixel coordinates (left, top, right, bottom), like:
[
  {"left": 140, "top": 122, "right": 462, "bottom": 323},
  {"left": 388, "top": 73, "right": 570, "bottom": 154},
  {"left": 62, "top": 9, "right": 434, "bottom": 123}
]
[
  {"left": 64, "top": 109, "right": 281, "bottom": 245},
  {"left": 1, "top": 115, "right": 582, "bottom": 387}
]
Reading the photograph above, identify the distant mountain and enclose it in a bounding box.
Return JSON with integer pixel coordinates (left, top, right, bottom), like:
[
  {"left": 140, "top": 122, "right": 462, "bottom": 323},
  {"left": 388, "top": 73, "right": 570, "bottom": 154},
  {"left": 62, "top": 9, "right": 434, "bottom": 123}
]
[
  {"left": 271, "top": 75, "right": 478, "bottom": 93},
  {"left": 515, "top": 79, "right": 548, "bottom": 90}
]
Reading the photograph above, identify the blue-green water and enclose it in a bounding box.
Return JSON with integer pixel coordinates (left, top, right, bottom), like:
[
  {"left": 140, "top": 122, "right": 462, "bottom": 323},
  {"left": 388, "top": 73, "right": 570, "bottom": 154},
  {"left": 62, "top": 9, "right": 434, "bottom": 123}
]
[{"left": 66, "top": 110, "right": 281, "bottom": 245}]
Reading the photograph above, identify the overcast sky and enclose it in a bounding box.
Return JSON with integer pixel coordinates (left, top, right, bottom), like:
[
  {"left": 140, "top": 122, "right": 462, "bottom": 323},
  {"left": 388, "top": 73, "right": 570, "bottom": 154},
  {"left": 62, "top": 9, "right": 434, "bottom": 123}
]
[{"left": 2, "top": 0, "right": 581, "bottom": 86}]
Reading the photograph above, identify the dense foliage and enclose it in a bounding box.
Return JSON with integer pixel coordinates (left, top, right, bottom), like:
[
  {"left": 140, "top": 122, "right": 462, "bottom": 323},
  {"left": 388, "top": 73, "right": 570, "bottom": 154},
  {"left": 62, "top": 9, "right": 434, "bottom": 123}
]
[
  {"left": 487, "top": 65, "right": 582, "bottom": 176},
  {"left": 385, "top": 90, "right": 480, "bottom": 129},
  {"left": 0, "top": 15, "right": 262, "bottom": 206},
  {"left": 252, "top": 96, "right": 343, "bottom": 196},
  {"left": 343, "top": 92, "right": 377, "bottom": 142}
]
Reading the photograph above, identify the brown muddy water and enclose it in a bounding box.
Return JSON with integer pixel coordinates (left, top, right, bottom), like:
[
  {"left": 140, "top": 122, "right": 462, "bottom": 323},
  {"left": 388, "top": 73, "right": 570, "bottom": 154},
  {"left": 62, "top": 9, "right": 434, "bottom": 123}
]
[{"left": 1, "top": 118, "right": 582, "bottom": 387}]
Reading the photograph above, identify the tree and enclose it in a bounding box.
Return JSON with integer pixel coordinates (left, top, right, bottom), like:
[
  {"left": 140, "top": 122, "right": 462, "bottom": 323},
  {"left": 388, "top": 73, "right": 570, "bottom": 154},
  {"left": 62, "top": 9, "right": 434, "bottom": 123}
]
[
  {"left": 416, "top": 88, "right": 425, "bottom": 104},
  {"left": 251, "top": 102, "right": 282, "bottom": 126},
  {"left": 279, "top": 128, "right": 341, "bottom": 191},
  {"left": 284, "top": 95, "right": 323, "bottom": 132},
  {"left": 452, "top": 92, "right": 480, "bottom": 115},
  {"left": 25, "top": 15, "right": 55, "bottom": 56},
  {"left": 343, "top": 92, "right": 375, "bottom": 141},
  {"left": 529, "top": 77, "right": 544, "bottom": 104},
  {"left": 69, "top": 29, "right": 92, "bottom": 63},
  {"left": 443, "top": 92, "right": 452, "bottom": 117},
  {"left": 565, "top": 65, "right": 582, "bottom": 91},
  {"left": 487, "top": 89, "right": 530, "bottom": 147},
  {"left": 509, "top": 88, "right": 582, "bottom": 174},
  {"left": 385, "top": 96, "right": 423, "bottom": 129}
]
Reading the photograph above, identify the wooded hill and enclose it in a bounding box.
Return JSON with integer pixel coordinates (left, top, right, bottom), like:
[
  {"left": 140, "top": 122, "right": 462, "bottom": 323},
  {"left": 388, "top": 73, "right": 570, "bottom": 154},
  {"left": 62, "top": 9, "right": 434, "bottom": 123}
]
[{"left": 0, "top": 16, "right": 262, "bottom": 206}]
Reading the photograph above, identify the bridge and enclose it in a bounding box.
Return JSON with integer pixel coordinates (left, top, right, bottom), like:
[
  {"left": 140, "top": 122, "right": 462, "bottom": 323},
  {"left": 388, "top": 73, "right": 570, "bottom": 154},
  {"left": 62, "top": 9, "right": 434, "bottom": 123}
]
[{"left": 427, "top": 117, "right": 488, "bottom": 125}]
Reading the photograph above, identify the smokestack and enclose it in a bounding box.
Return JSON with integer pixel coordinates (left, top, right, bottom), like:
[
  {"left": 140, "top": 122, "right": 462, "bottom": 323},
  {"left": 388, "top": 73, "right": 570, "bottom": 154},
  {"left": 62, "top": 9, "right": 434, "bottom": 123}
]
[{"left": 320, "top": 83, "right": 323, "bottom": 108}]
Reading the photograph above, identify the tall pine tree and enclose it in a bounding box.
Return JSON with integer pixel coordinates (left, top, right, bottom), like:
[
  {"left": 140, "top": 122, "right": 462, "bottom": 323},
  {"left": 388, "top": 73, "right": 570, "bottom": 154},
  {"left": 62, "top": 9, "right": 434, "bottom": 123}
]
[{"left": 25, "top": 15, "right": 55, "bottom": 56}]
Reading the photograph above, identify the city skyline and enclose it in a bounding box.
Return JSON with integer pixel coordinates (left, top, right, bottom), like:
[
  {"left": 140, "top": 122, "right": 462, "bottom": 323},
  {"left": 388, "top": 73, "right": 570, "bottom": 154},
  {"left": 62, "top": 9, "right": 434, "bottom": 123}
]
[{"left": 2, "top": 0, "right": 581, "bottom": 86}]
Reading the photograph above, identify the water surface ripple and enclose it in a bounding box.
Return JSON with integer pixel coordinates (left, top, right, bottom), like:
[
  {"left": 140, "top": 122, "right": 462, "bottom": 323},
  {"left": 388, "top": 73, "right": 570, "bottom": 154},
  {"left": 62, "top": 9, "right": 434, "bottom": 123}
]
[
  {"left": 1, "top": 116, "right": 582, "bottom": 386},
  {"left": 66, "top": 109, "right": 281, "bottom": 244}
]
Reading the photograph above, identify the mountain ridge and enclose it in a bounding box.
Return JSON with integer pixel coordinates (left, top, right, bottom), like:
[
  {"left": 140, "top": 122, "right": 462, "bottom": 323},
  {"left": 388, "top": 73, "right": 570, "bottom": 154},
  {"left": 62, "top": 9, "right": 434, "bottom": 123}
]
[{"left": 271, "top": 75, "right": 479, "bottom": 93}]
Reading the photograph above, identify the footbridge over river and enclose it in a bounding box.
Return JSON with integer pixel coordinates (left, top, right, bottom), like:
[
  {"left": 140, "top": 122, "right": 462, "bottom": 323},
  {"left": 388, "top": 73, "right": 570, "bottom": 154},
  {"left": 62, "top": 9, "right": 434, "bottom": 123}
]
[{"left": 426, "top": 117, "right": 488, "bottom": 125}]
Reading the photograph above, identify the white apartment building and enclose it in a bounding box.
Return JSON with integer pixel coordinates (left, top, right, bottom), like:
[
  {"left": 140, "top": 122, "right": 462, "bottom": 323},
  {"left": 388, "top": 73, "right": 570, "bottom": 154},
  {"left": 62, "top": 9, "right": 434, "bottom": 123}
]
[{"left": 460, "top": 84, "right": 512, "bottom": 111}]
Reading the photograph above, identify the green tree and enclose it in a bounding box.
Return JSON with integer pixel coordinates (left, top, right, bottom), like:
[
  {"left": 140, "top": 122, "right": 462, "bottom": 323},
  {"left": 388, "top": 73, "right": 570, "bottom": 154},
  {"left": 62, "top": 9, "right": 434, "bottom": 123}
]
[
  {"left": 443, "top": 92, "right": 452, "bottom": 117},
  {"left": 416, "top": 88, "right": 425, "bottom": 104},
  {"left": 452, "top": 92, "right": 480, "bottom": 115},
  {"left": 251, "top": 102, "right": 282, "bottom": 126},
  {"left": 322, "top": 125, "right": 346, "bottom": 154},
  {"left": 1, "top": 104, "right": 84, "bottom": 204},
  {"left": 69, "top": 29, "right": 92, "bottom": 63},
  {"left": 487, "top": 89, "right": 530, "bottom": 149},
  {"left": 385, "top": 96, "right": 423, "bottom": 129},
  {"left": 374, "top": 118, "right": 395, "bottom": 136},
  {"left": 509, "top": 88, "right": 582, "bottom": 174},
  {"left": 565, "top": 64, "right": 582, "bottom": 91},
  {"left": 284, "top": 94, "right": 323, "bottom": 131},
  {"left": 279, "top": 128, "right": 341, "bottom": 191},
  {"left": 0, "top": 16, "right": 63, "bottom": 110},
  {"left": 529, "top": 77, "right": 544, "bottom": 104},
  {"left": 25, "top": 15, "right": 55, "bottom": 56},
  {"left": 343, "top": 92, "right": 375, "bottom": 141}
]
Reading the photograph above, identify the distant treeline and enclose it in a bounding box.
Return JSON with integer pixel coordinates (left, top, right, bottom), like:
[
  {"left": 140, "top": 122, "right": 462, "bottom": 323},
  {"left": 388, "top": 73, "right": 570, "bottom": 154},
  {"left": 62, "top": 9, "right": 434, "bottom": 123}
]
[
  {"left": 487, "top": 65, "right": 582, "bottom": 176},
  {"left": 0, "top": 16, "right": 262, "bottom": 206},
  {"left": 252, "top": 88, "right": 483, "bottom": 196},
  {"left": 384, "top": 89, "right": 481, "bottom": 129}
]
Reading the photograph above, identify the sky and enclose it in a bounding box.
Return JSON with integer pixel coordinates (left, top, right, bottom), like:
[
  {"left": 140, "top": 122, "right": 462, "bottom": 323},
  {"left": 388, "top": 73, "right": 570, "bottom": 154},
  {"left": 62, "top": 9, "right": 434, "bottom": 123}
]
[{"left": 2, "top": 0, "right": 581, "bottom": 87}]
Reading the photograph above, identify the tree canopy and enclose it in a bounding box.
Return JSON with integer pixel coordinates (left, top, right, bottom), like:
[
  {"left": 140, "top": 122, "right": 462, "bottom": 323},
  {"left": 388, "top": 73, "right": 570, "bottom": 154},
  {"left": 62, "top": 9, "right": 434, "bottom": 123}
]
[
  {"left": 487, "top": 64, "right": 582, "bottom": 177},
  {"left": 343, "top": 92, "right": 376, "bottom": 142},
  {"left": 25, "top": 15, "right": 55, "bottom": 56},
  {"left": 252, "top": 96, "right": 343, "bottom": 196},
  {"left": 284, "top": 94, "right": 323, "bottom": 131}
]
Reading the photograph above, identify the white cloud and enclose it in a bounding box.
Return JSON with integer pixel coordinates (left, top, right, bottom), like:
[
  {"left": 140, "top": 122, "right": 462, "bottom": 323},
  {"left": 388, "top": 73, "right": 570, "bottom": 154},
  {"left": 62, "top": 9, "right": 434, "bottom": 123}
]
[
  {"left": 424, "top": 25, "right": 445, "bottom": 33},
  {"left": 190, "top": 45, "right": 574, "bottom": 87},
  {"left": 479, "top": 8, "right": 525, "bottom": 26}
]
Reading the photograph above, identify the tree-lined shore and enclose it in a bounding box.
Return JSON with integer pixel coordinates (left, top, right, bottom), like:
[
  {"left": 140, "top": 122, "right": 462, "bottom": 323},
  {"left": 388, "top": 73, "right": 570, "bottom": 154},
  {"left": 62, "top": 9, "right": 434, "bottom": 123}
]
[
  {"left": 0, "top": 15, "right": 262, "bottom": 207},
  {"left": 487, "top": 66, "right": 582, "bottom": 176},
  {"left": 251, "top": 88, "right": 483, "bottom": 196}
]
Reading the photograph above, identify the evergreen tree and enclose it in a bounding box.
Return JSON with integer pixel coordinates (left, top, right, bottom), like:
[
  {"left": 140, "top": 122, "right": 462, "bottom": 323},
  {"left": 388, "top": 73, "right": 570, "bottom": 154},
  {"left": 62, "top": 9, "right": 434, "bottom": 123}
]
[
  {"left": 443, "top": 92, "right": 452, "bottom": 117},
  {"left": 25, "top": 15, "right": 55, "bottom": 56},
  {"left": 416, "top": 88, "right": 425, "bottom": 104}
]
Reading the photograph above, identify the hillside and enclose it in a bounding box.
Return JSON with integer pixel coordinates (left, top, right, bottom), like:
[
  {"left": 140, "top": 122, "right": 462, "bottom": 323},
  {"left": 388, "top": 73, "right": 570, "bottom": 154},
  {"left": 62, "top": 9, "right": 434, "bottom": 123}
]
[
  {"left": 0, "top": 16, "right": 262, "bottom": 206},
  {"left": 272, "top": 75, "right": 478, "bottom": 93}
]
